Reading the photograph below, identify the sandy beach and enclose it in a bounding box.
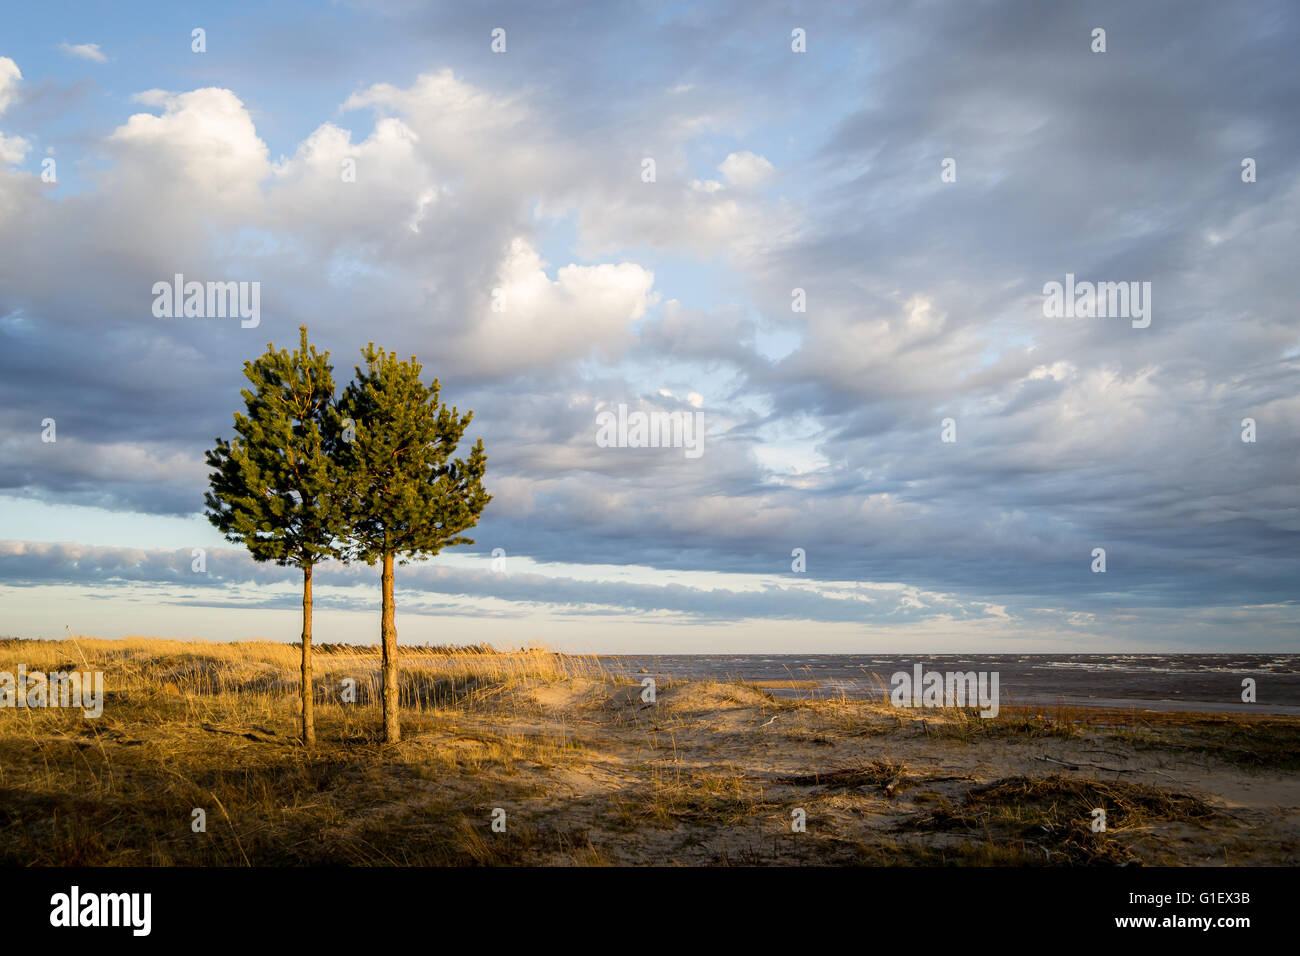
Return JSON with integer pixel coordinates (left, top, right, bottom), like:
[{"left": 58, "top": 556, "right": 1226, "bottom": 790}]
[{"left": 2, "top": 638, "right": 1296, "bottom": 866}]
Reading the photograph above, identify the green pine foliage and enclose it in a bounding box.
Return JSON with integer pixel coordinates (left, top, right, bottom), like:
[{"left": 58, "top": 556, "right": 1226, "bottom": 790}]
[
  {"left": 337, "top": 343, "right": 490, "bottom": 564},
  {"left": 204, "top": 326, "right": 345, "bottom": 568}
]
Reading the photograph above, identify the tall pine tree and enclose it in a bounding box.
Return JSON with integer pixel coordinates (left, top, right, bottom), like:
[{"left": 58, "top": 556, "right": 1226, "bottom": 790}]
[
  {"left": 204, "top": 326, "right": 345, "bottom": 746},
  {"left": 337, "top": 344, "right": 490, "bottom": 743}
]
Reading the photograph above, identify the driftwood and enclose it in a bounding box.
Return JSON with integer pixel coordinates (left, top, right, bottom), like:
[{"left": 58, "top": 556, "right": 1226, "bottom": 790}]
[
  {"left": 201, "top": 722, "right": 279, "bottom": 744},
  {"left": 758, "top": 764, "right": 972, "bottom": 799},
  {"left": 1034, "top": 753, "right": 1181, "bottom": 780},
  {"left": 1033, "top": 754, "right": 1129, "bottom": 773},
  {"left": 767, "top": 761, "right": 907, "bottom": 796}
]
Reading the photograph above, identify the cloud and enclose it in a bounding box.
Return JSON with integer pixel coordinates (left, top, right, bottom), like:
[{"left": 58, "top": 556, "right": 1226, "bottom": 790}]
[
  {"left": 450, "top": 238, "right": 656, "bottom": 375},
  {"left": 107, "top": 88, "right": 269, "bottom": 197},
  {"left": 57, "top": 42, "right": 108, "bottom": 63},
  {"left": 0, "top": 57, "right": 21, "bottom": 113},
  {"left": 0, "top": 538, "right": 1019, "bottom": 626},
  {"left": 0, "top": 56, "right": 27, "bottom": 164},
  {"left": 718, "top": 150, "right": 773, "bottom": 188},
  {"left": 0, "top": 133, "right": 27, "bottom": 165}
]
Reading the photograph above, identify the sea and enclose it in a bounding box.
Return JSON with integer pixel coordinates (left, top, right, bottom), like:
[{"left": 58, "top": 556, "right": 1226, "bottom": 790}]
[{"left": 599, "top": 653, "right": 1300, "bottom": 714}]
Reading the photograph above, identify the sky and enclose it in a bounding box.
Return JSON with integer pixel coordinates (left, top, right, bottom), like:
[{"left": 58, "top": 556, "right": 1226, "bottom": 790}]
[{"left": 0, "top": 1, "right": 1297, "bottom": 653}]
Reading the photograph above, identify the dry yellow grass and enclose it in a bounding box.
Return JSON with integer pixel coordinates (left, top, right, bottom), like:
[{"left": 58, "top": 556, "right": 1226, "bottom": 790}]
[{"left": 1, "top": 636, "right": 1295, "bottom": 866}]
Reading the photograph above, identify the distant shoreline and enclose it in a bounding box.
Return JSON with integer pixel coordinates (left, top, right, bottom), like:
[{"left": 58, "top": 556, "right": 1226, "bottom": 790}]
[{"left": 5, "top": 638, "right": 1296, "bottom": 713}]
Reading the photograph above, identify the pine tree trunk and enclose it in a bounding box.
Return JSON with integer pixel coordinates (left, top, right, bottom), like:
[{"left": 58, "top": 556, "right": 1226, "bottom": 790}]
[
  {"left": 380, "top": 551, "right": 400, "bottom": 743},
  {"left": 301, "top": 563, "right": 315, "bottom": 746}
]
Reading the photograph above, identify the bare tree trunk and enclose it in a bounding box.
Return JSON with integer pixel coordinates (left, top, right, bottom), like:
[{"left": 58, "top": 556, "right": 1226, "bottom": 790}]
[
  {"left": 301, "top": 564, "right": 315, "bottom": 746},
  {"left": 380, "top": 551, "right": 399, "bottom": 742}
]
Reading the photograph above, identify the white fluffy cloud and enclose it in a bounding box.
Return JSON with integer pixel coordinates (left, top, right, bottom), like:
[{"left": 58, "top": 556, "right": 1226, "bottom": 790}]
[
  {"left": 108, "top": 88, "right": 270, "bottom": 198},
  {"left": 0, "top": 57, "right": 20, "bottom": 113},
  {"left": 0, "top": 68, "right": 674, "bottom": 383},
  {"left": 270, "top": 117, "right": 434, "bottom": 248},
  {"left": 453, "top": 237, "right": 656, "bottom": 375},
  {"left": 718, "top": 150, "right": 773, "bottom": 188},
  {"left": 0, "top": 56, "right": 28, "bottom": 165},
  {"left": 0, "top": 133, "right": 27, "bottom": 165}
]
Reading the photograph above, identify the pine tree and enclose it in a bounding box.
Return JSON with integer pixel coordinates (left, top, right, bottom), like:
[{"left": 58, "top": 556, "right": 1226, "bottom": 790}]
[
  {"left": 337, "top": 344, "right": 491, "bottom": 743},
  {"left": 204, "top": 326, "right": 345, "bottom": 746}
]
